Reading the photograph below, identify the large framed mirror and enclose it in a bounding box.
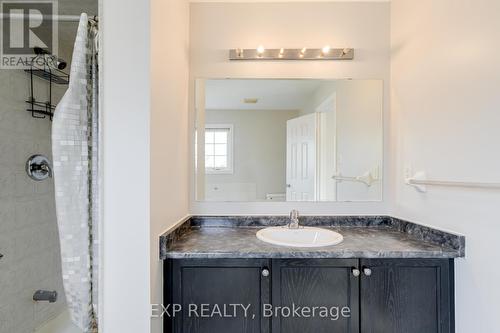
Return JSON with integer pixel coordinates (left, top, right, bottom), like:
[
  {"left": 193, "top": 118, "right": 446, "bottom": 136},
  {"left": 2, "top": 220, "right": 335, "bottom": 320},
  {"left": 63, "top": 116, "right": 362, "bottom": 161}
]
[{"left": 194, "top": 79, "right": 383, "bottom": 202}]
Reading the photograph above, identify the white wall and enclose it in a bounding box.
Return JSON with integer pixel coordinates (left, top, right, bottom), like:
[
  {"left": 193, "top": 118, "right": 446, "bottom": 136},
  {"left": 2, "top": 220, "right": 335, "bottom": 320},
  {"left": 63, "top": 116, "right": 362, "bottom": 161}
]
[
  {"left": 150, "top": 0, "right": 190, "bottom": 332},
  {"left": 391, "top": 0, "right": 500, "bottom": 331},
  {"left": 189, "top": 2, "right": 391, "bottom": 214},
  {"left": 335, "top": 81, "right": 383, "bottom": 201},
  {"left": 304, "top": 80, "right": 383, "bottom": 201},
  {"left": 205, "top": 109, "right": 299, "bottom": 201},
  {"left": 101, "top": 0, "right": 151, "bottom": 332}
]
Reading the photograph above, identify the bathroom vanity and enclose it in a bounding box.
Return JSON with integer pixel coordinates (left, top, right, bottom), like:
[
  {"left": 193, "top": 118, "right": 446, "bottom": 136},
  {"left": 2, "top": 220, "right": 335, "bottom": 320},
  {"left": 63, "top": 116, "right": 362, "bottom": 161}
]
[{"left": 161, "top": 216, "right": 464, "bottom": 333}]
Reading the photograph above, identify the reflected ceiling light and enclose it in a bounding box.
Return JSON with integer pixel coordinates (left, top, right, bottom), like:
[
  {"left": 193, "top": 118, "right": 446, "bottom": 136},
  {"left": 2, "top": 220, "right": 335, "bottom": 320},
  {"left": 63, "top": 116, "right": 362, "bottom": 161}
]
[
  {"left": 256, "top": 45, "right": 265, "bottom": 55},
  {"left": 322, "top": 45, "right": 331, "bottom": 54}
]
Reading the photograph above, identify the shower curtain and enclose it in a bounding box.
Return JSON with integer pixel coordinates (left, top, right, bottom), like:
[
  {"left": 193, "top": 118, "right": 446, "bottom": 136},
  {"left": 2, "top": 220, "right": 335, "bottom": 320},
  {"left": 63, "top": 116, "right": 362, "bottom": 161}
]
[{"left": 52, "top": 13, "right": 99, "bottom": 332}]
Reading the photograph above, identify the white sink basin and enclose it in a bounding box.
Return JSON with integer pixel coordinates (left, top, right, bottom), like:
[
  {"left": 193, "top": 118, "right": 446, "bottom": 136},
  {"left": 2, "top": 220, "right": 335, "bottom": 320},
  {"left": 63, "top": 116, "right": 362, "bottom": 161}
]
[{"left": 256, "top": 226, "right": 343, "bottom": 248}]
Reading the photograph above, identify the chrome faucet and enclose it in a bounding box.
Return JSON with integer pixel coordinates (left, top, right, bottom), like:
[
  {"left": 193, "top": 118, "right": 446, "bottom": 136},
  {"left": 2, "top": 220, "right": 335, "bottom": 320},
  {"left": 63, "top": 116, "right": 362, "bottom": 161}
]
[{"left": 288, "top": 209, "right": 300, "bottom": 229}]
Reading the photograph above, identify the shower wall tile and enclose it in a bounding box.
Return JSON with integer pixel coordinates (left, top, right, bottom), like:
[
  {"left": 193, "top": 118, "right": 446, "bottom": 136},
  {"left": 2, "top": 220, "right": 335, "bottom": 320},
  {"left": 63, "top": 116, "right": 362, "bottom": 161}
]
[
  {"left": 14, "top": 172, "right": 36, "bottom": 198},
  {"left": 0, "top": 304, "right": 14, "bottom": 333},
  {"left": 0, "top": 261, "right": 16, "bottom": 299},
  {"left": 13, "top": 296, "right": 36, "bottom": 333},
  {"left": 0, "top": 166, "right": 16, "bottom": 199},
  {"left": 0, "top": 136, "right": 16, "bottom": 168},
  {"left": 0, "top": 58, "right": 67, "bottom": 333},
  {"left": 14, "top": 200, "right": 39, "bottom": 230},
  {"left": 0, "top": 230, "right": 15, "bottom": 267},
  {"left": 0, "top": 199, "right": 16, "bottom": 233}
]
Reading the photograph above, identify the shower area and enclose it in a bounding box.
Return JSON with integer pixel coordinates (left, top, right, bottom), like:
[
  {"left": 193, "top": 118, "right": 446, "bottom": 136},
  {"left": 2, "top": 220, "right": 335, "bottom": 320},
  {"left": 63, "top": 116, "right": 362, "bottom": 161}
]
[{"left": 0, "top": 0, "right": 99, "bottom": 332}]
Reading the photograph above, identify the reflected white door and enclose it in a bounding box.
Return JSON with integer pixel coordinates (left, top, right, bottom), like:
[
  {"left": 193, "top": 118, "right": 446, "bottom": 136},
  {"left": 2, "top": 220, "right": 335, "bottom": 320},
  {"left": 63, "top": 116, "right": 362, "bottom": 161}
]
[{"left": 286, "top": 113, "right": 318, "bottom": 201}]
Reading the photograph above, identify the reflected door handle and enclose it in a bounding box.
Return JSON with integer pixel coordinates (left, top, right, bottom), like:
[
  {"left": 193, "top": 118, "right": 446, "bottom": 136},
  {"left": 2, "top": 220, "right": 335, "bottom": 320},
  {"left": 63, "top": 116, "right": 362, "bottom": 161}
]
[
  {"left": 286, "top": 184, "right": 291, "bottom": 188},
  {"left": 351, "top": 268, "right": 361, "bottom": 277},
  {"left": 363, "top": 267, "right": 372, "bottom": 276},
  {"left": 261, "top": 268, "right": 270, "bottom": 277}
]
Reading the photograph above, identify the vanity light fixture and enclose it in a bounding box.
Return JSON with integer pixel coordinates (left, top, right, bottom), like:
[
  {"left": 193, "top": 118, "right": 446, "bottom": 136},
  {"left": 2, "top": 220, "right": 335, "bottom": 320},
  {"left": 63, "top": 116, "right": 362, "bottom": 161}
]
[
  {"left": 256, "top": 45, "right": 265, "bottom": 57},
  {"left": 229, "top": 46, "right": 354, "bottom": 60}
]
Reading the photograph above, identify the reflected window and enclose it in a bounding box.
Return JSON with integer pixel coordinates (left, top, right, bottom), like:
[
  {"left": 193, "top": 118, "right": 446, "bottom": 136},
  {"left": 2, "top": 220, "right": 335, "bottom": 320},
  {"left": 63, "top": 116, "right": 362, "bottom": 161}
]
[{"left": 205, "top": 124, "right": 233, "bottom": 174}]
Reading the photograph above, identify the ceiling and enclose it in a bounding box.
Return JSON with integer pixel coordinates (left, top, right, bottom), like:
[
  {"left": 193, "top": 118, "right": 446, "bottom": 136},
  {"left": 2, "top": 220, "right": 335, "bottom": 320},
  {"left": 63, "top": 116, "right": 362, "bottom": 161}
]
[{"left": 205, "top": 79, "right": 324, "bottom": 110}]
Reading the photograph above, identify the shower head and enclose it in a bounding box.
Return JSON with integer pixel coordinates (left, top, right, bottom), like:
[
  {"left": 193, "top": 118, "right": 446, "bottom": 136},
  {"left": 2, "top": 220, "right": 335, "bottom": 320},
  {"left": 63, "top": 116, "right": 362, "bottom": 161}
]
[
  {"left": 56, "top": 59, "right": 67, "bottom": 70},
  {"left": 33, "top": 47, "right": 67, "bottom": 70}
]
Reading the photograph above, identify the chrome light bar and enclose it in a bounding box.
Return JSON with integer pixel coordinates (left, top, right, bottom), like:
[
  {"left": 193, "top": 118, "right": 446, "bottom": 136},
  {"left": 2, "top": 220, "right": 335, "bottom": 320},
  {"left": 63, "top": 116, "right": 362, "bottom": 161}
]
[{"left": 229, "top": 47, "right": 354, "bottom": 61}]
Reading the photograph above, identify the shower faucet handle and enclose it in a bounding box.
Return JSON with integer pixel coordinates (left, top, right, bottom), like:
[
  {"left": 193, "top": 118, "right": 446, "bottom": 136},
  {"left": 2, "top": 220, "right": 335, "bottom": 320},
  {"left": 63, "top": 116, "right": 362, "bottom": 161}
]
[{"left": 26, "top": 155, "right": 52, "bottom": 181}]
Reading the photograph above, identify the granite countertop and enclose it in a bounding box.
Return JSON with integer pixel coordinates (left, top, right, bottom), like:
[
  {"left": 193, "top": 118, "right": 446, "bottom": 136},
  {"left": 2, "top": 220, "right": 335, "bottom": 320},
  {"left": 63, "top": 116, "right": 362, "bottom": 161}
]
[{"left": 160, "top": 216, "right": 465, "bottom": 260}]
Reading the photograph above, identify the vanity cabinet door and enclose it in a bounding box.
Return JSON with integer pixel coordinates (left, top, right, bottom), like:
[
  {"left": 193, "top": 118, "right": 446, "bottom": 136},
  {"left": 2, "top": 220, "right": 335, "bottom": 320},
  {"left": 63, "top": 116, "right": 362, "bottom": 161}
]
[
  {"left": 360, "top": 259, "right": 454, "bottom": 333},
  {"left": 166, "top": 259, "right": 271, "bottom": 333},
  {"left": 271, "top": 259, "right": 360, "bottom": 333}
]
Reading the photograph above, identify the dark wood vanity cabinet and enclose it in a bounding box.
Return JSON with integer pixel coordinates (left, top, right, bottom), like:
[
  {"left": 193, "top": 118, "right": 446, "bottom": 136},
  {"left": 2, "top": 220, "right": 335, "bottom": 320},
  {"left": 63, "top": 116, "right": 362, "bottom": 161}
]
[
  {"left": 272, "top": 259, "right": 359, "bottom": 333},
  {"left": 167, "top": 259, "right": 270, "bottom": 333},
  {"left": 164, "top": 258, "right": 454, "bottom": 333},
  {"left": 359, "top": 259, "right": 454, "bottom": 333}
]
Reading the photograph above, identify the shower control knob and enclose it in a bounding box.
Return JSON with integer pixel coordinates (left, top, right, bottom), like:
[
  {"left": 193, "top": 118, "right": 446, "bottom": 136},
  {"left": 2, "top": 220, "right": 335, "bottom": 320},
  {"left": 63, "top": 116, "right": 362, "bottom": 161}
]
[
  {"left": 352, "top": 268, "right": 361, "bottom": 277},
  {"left": 363, "top": 267, "right": 372, "bottom": 276},
  {"left": 26, "top": 155, "right": 52, "bottom": 181},
  {"left": 261, "top": 268, "right": 270, "bottom": 277}
]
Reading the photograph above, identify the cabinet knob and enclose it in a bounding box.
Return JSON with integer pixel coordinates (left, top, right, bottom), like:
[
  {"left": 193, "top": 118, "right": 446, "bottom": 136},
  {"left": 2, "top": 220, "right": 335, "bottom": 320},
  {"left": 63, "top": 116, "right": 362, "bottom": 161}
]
[
  {"left": 351, "top": 268, "right": 361, "bottom": 277},
  {"left": 262, "top": 268, "right": 270, "bottom": 277},
  {"left": 363, "top": 267, "right": 372, "bottom": 276}
]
